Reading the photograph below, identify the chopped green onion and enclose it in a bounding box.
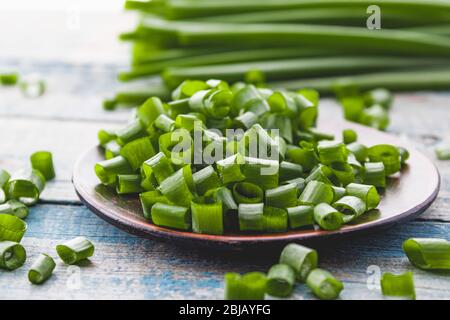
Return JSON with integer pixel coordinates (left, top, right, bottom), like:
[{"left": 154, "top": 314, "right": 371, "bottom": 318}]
[
  {"left": 192, "top": 165, "right": 221, "bottom": 195},
  {"left": 140, "top": 190, "right": 170, "bottom": 219},
  {"left": 0, "top": 241, "right": 26, "bottom": 270},
  {"left": 216, "top": 154, "right": 245, "bottom": 184},
  {"left": 142, "top": 152, "right": 175, "bottom": 185},
  {"left": 314, "top": 203, "right": 343, "bottom": 230},
  {"left": 137, "top": 97, "right": 166, "bottom": 127},
  {"left": 0, "top": 169, "right": 10, "bottom": 189},
  {"left": 364, "top": 88, "right": 393, "bottom": 109},
  {"left": 380, "top": 272, "right": 416, "bottom": 300},
  {"left": 317, "top": 141, "right": 347, "bottom": 165},
  {"left": 332, "top": 196, "right": 367, "bottom": 223},
  {"left": 346, "top": 142, "right": 368, "bottom": 163},
  {"left": 283, "top": 177, "right": 306, "bottom": 194},
  {"left": 279, "top": 243, "right": 318, "bottom": 282},
  {"left": 98, "top": 129, "right": 116, "bottom": 147},
  {"left": 241, "top": 157, "right": 279, "bottom": 190},
  {"left": 0, "top": 214, "right": 27, "bottom": 242},
  {"left": 331, "top": 186, "right": 346, "bottom": 202},
  {"left": 0, "top": 73, "right": 19, "bottom": 85},
  {"left": 305, "top": 164, "right": 333, "bottom": 184},
  {"left": 116, "top": 120, "right": 147, "bottom": 146},
  {"left": 402, "top": 238, "right": 450, "bottom": 270},
  {"left": 330, "top": 162, "right": 355, "bottom": 186},
  {"left": 266, "top": 264, "right": 295, "bottom": 297},
  {"left": 368, "top": 144, "right": 401, "bottom": 176},
  {"left": 224, "top": 272, "right": 267, "bottom": 300},
  {"left": 116, "top": 174, "right": 144, "bottom": 194},
  {"left": 265, "top": 183, "right": 298, "bottom": 208},
  {"left": 234, "top": 111, "right": 258, "bottom": 129},
  {"left": 435, "top": 146, "right": 450, "bottom": 160},
  {"left": 398, "top": 147, "right": 410, "bottom": 164},
  {"left": 299, "top": 181, "right": 334, "bottom": 205},
  {"left": 0, "top": 200, "right": 29, "bottom": 219},
  {"left": 232, "top": 182, "right": 264, "bottom": 204},
  {"left": 56, "top": 237, "right": 95, "bottom": 265},
  {"left": 360, "top": 104, "right": 390, "bottom": 130},
  {"left": 30, "top": 151, "right": 55, "bottom": 181},
  {"left": 95, "top": 156, "right": 133, "bottom": 186},
  {"left": 238, "top": 203, "right": 264, "bottom": 231},
  {"left": 19, "top": 76, "right": 46, "bottom": 98},
  {"left": 104, "top": 140, "right": 121, "bottom": 160},
  {"left": 263, "top": 206, "right": 288, "bottom": 233},
  {"left": 287, "top": 142, "right": 319, "bottom": 171},
  {"left": 279, "top": 161, "right": 303, "bottom": 182},
  {"left": 287, "top": 205, "right": 314, "bottom": 229},
  {"left": 6, "top": 169, "right": 45, "bottom": 206},
  {"left": 158, "top": 129, "right": 193, "bottom": 166},
  {"left": 120, "top": 137, "right": 155, "bottom": 171},
  {"left": 191, "top": 199, "right": 223, "bottom": 235},
  {"left": 154, "top": 114, "right": 176, "bottom": 132},
  {"left": 158, "top": 166, "right": 195, "bottom": 207},
  {"left": 151, "top": 202, "right": 191, "bottom": 230},
  {"left": 342, "top": 129, "right": 357, "bottom": 144},
  {"left": 364, "top": 162, "right": 386, "bottom": 188},
  {"left": 306, "top": 269, "right": 344, "bottom": 300},
  {"left": 28, "top": 253, "right": 55, "bottom": 284},
  {"left": 345, "top": 183, "right": 380, "bottom": 210}
]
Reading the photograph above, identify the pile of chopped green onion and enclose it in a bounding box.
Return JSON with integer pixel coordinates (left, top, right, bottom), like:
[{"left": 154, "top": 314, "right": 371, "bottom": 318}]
[{"left": 95, "top": 79, "right": 409, "bottom": 235}]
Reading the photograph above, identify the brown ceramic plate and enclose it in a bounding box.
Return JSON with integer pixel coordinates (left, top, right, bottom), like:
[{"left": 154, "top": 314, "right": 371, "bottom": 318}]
[{"left": 73, "top": 119, "right": 440, "bottom": 248}]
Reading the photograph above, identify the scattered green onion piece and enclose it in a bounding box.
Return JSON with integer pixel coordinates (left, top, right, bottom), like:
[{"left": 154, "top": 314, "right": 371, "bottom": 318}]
[
  {"left": 241, "top": 157, "right": 279, "bottom": 189},
  {"left": 216, "top": 154, "right": 245, "bottom": 184},
  {"left": 380, "top": 272, "right": 416, "bottom": 300},
  {"left": 56, "top": 237, "right": 95, "bottom": 265},
  {"left": 299, "top": 181, "right": 334, "bottom": 205},
  {"left": 332, "top": 196, "right": 367, "bottom": 223},
  {"left": 232, "top": 182, "right": 264, "bottom": 204},
  {"left": 137, "top": 97, "right": 166, "bottom": 127},
  {"left": 0, "top": 200, "right": 29, "bottom": 219},
  {"left": 346, "top": 142, "right": 368, "bottom": 163},
  {"left": 345, "top": 183, "right": 380, "bottom": 210},
  {"left": 368, "top": 144, "right": 401, "bottom": 176},
  {"left": 402, "top": 238, "right": 450, "bottom": 270},
  {"left": 98, "top": 129, "right": 116, "bottom": 147},
  {"left": 287, "top": 205, "right": 314, "bottom": 229},
  {"left": 28, "top": 253, "right": 55, "bottom": 284},
  {"left": 314, "top": 203, "right": 343, "bottom": 231},
  {"left": 142, "top": 152, "right": 175, "bottom": 185},
  {"left": 158, "top": 166, "right": 195, "bottom": 207},
  {"left": 330, "top": 162, "right": 355, "bottom": 186},
  {"left": 0, "top": 241, "right": 26, "bottom": 270},
  {"left": 238, "top": 203, "right": 264, "bottom": 232},
  {"left": 360, "top": 104, "right": 390, "bottom": 130},
  {"left": 95, "top": 156, "right": 133, "bottom": 186},
  {"left": 140, "top": 191, "right": 170, "bottom": 220},
  {"left": 332, "top": 186, "right": 346, "bottom": 202},
  {"left": 306, "top": 269, "right": 344, "bottom": 300},
  {"left": 120, "top": 137, "right": 155, "bottom": 171},
  {"left": 102, "top": 99, "right": 117, "bottom": 111},
  {"left": 364, "top": 162, "right": 386, "bottom": 188},
  {"left": 435, "top": 146, "right": 450, "bottom": 160},
  {"left": 104, "top": 140, "right": 121, "bottom": 160},
  {"left": 19, "top": 76, "right": 46, "bottom": 98},
  {"left": 116, "top": 174, "right": 143, "bottom": 194},
  {"left": 30, "top": 151, "right": 55, "bottom": 181},
  {"left": 0, "top": 214, "right": 27, "bottom": 242},
  {"left": 265, "top": 183, "right": 298, "bottom": 208},
  {"left": 339, "top": 96, "right": 365, "bottom": 122},
  {"left": 364, "top": 88, "right": 393, "bottom": 109},
  {"left": 191, "top": 199, "right": 223, "bottom": 235},
  {"left": 279, "top": 243, "right": 318, "bottom": 282},
  {"left": 0, "top": 73, "right": 18, "bottom": 85},
  {"left": 279, "top": 161, "right": 303, "bottom": 182},
  {"left": 175, "top": 113, "right": 203, "bottom": 131},
  {"left": 224, "top": 272, "right": 267, "bottom": 300},
  {"left": 317, "top": 141, "right": 347, "bottom": 165},
  {"left": 284, "top": 177, "right": 306, "bottom": 194},
  {"left": 342, "top": 129, "right": 357, "bottom": 144},
  {"left": 398, "top": 147, "right": 410, "bottom": 164},
  {"left": 266, "top": 264, "right": 295, "bottom": 297},
  {"left": 151, "top": 202, "right": 191, "bottom": 230},
  {"left": 263, "top": 206, "right": 288, "bottom": 233},
  {"left": 154, "top": 114, "right": 176, "bottom": 132},
  {"left": 192, "top": 165, "right": 221, "bottom": 195},
  {"left": 116, "top": 120, "right": 147, "bottom": 146},
  {"left": 205, "top": 187, "right": 238, "bottom": 212},
  {"left": 6, "top": 169, "right": 46, "bottom": 206}
]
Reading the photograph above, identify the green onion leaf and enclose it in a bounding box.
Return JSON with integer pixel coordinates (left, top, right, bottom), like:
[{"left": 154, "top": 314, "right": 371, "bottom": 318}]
[
  {"left": 306, "top": 269, "right": 344, "bottom": 300},
  {"left": 0, "top": 241, "right": 26, "bottom": 270},
  {"left": 381, "top": 272, "right": 416, "bottom": 300},
  {"left": 30, "top": 151, "right": 55, "bottom": 181},
  {"left": 330, "top": 162, "right": 355, "bottom": 186},
  {"left": 151, "top": 202, "right": 191, "bottom": 230},
  {"left": 266, "top": 264, "right": 295, "bottom": 297},
  {"left": 279, "top": 243, "right": 318, "bottom": 282},
  {"left": 224, "top": 272, "right": 267, "bottom": 300},
  {"left": 56, "top": 237, "right": 95, "bottom": 265},
  {"left": 0, "top": 200, "right": 29, "bottom": 219},
  {"left": 287, "top": 142, "right": 319, "bottom": 171},
  {"left": 314, "top": 203, "right": 343, "bottom": 230},
  {"left": 403, "top": 238, "right": 450, "bottom": 270},
  {"left": 28, "top": 253, "right": 55, "bottom": 284}
]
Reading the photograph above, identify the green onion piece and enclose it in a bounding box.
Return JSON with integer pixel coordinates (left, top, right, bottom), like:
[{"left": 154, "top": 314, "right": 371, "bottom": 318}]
[
  {"left": 364, "top": 162, "right": 386, "bottom": 188},
  {"left": 299, "top": 181, "right": 334, "bottom": 205},
  {"left": 342, "top": 129, "right": 357, "bottom": 144},
  {"left": 402, "top": 238, "right": 450, "bottom": 270},
  {"left": 102, "top": 99, "right": 117, "bottom": 111},
  {"left": 0, "top": 200, "right": 29, "bottom": 219},
  {"left": 175, "top": 113, "right": 203, "bottom": 131},
  {"left": 56, "top": 237, "right": 94, "bottom": 265},
  {"left": 142, "top": 152, "right": 175, "bottom": 185},
  {"left": 340, "top": 96, "right": 365, "bottom": 122},
  {"left": 263, "top": 206, "right": 288, "bottom": 233},
  {"left": 98, "top": 129, "right": 116, "bottom": 147},
  {"left": 287, "top": 205, "right": 314, "bottom": 229},
  {"left": 0, "top": 73, "right": 19, "bottom": 85},
  {"left": 398, "top": 147, "right": 410, "bottom": 164},
  {"left": 330, "top": 162, "right": 355, "bottom": 186},
  {"left": 435, "top": 146, "right": 450, "bottom": 160},
  {"left": 314, "top": 203, "right": 343, "bottom": 231},
  {"left": 0, "top": 189, "right": 6, "bottom": 205},
  {"left": 216, "top": 154, "right": 245, "bottom": 184},
  {"left": 279, "top": 161, "right": 303, "bottom": 182},
  {"left": 158, "top": 129, "right": 193, "bottom": 166},
  {"left": 158, "top": 166, "right": 195, "bottom": 207},
  {"left": 279, "top": 243, "right": 318, "bottom": 282},
  {"left": 140, "top": 191, "right": 170, "bottom": 220},
  {"left": 346, "top": 142, "right": 368, "bottom": 163},
  {"left": 268, "top": 91, "right": 297, "bottom": 115},
  {"left": 284, "top": 177, "right": 306, "bottom": 194},
  {"left": 224, "top": 272, "right": 267, "bottom": 300},
  {"left": 245, "top": 98, "right": 270, "bottom": 116},
  {"left": 287, "top": 142, "right": 318, "bottom": 171},
  {"left": 120, "top": 137, "right": 155, "bottom": 171},
  {"left": 360, "top": 104, "right": 390, "bottom": 130},
  {"left": 95, "top": 156, "right": 133, "bottom": 186},
  {"left": 232, "top": 182, "right": 264, "bottom": 204},
  {"left": 205, "top": 187, "right": 238, "bottom": 229},
  {"left": 0, "top": 241, "right": 26, "bottom": 270},
  {"left": 368, "top": 144, "right": 401, "bottom": 176},
  {"left": 154, "top": 114, "right": 176, "bottom": 132},
  {"left": 332, "top": 186, "right": 346, "bottom": 202},
  {"left": 151, "top": 202, "right": 191, "bottom": 230},
  {"left": 265, "top": 183, "right": 298, "bottom": 208},
  {"left": 137, "top": 97, "right": 166, "bottom": 127},
  {"left": 241, "top": 157, "right": 279, "bottom": 190},
  {"left": 19, "top": 76, "right": 46, "bottom": 98},
  {"left": 364, "top": 88, "right": 393, "bottom": 109},
  {"left": 28, "top": 253, "right": 55, "bottom": 284},
  {"left": 234, "top": 111, "right": 258, "bottom": 129},
  {"left": 305, "top": 164, "right": 333, "bottom": 185},
  {"left": 0, "top": 215, "right": 27, "bottom": 242},
  {"left": 116, "top": 120, "right": 147, "bottom": 146},
  {"left": 116, "top": 174, "right": 143, "bottom": 195},
  {"left": 317, "top": 140, "right": 347, "bottom": 165},
  {"left": 192, "top": 165, "right": 221, "bottom": 195},
  {"left": 380, "top": 272, "right": 416, "bottom": 300},
  {"left": 30, "top": 151, "right": 55, "bottom": 181},
  {"left": 0, "top": 169, "right": 10, "bottom": 189},
  {"left": 333, "top": 196, "right": 367, "bottom": 223},
  {"left": 191, "top": 199, "right": 223, "bottom": 235},
  {"left": 266, "top": 264, "right": 296, "bottom": 297},
  {"left": 306, "top": 269, "right": 344, "bottom": 300},
  {"left": 345, "top": 183, "right": 380, "bottom": 210},
  {"left": 105, "top": 140, "right": 121, "bottom": 160},
  {"left": 172, "top": 80, "right": 209, "bottom": 100},
  {"left": 6, "top": 169, "right": 45, "bottom": 206},
  {"left": 238, "top": 203, "right": 264, "bottom": 231}
]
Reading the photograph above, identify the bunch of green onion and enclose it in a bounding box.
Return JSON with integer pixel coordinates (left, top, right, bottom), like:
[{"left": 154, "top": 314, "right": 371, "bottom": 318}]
[
  {"left": 106, "top": 0, "right": 450, "bottom": 108},
  {"left": 95, "top": 79, "right": 408, "bottom": 235}
]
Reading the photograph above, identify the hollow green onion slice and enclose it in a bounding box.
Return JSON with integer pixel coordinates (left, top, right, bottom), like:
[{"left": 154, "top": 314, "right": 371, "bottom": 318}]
[
  {"left": 95, "top": 156, "right": 133, "bottom": 186},
  {"left": 116, "top": 120, "right": 147, "bottom": 146},
  {"left": 263, "top": 206, "right": 288, "bottom": 233},
  {"left": 224, "top": 272, "right": 267, "bottom": 300},
  {"left": 345, "top": 183, "right": 380, "bottom": 210},
  {"left": 306, "top": 269, "right": 344, "bottom": 300},
  {"left": 120, "top": 137, "right": 155, "bottom": 171},
  {"left": 238, "top": 203, "right": 264, "bottom": 232},
  {"left": 216, "top": 154, "right": 245, "bottom": 184},
  {"left": 142, "top": 152, "right": 174, "bottom": 185},
  {"left": 6, "top": 169, "right": 45, "bottom": 206},
  {"left": 330, "top": 162, "right": 355, "bottom": 186},
  {"left": 137, "top": 96, "right": 166, "bottom": 127},
  {"left": 317, "top": 141, "right": 347, "bottom": 165},
  {"left": 0, "top": 200, "right": 29, "bottom": 219},
  {"left": 435, "top": 146, "right": 450, "bottom": 160},
  {"left": 284, "top": 177, "right": 306, "bottom": 194},
  {"left": 398, "top": 147, "right": 410, "bottom": 164},
  {"left": 0, "top": 241, "right": 26, "bottom": 270},
  {"left": 364, "top": 88, "right": 393, "bottom": 109},
  {"left": 28, "top": 253, "right": 55, "bottom": 284},
  {"left": 158, "top": 166, "right": 195, "bottom": 207},
  {"left": 402, "top": 238, "right": 450, "bottom": 270},
  {"left": 287, "top": 205, "right": 314, "bottom": 229},
  {"left": 380, "top": 272, "right": 416, "bottom": 300},
  {"left": 151, "top": 202, "right": 191, "bottom": 230},
  {"left": 241, "top": 157, "right": 279, "bottom": 190},
  {"left": 279, "top": 243, "right": 318, "bottom": 282},
  {"left": 191, "top": 199, "right": 223, "bottom": 235},
  {"left": 30, "top": 151, "right": 55, "bottom": 181},
  {"left": 56, "top": 237, "right": 94, "bottom": 265},
  {"left": 0, "top": 215, "right": 27, "bottom": 242},
  {"left": 299, "top": 181, "right": 334, "bottom": 205},
  {"left": 232, "top": 182, "right": 264, "bottom": 204},
  {"left": 140, "top": 190, "right": 170, "bottom": 220},
  {"left": 105, "top": 140, "right": 121, "bottom": 160},
  {"left": 346, "top": 142, "right": 368, "bottom": 163},
  {"left": 342, "top": 129, "right": 357, "bottom": 144},
  {"left": 368, "top": 144, "right": 401, "bottom": 176},
  {"left": 279, "top": 161, "right": 303, "bottom": 182},
  {"left": 265, "top": 183, "right": 298, "bottom": 208},
  {"left": 192, "top": 166, "right": 221, "bottom": 195},
  {"left": 364, "top": 162, "right": 386, "bottom": 188},
  {"left": 314, "top": 203, "right": 343, "bottom": 231},
  {"left": 266, "top": 264, "right": 296, "bottom": 297},
  {"left": 332, "top": 186, "right": 346, "bottom": 202},
  {"left": 332, "top": 196, "right": 366, "bottom": 223},
  {"left": 154, "top": 114, "right": 176, "bottom": 132},
  {"left": 116, "top": 174, "right": 144, "bottom": 195}
]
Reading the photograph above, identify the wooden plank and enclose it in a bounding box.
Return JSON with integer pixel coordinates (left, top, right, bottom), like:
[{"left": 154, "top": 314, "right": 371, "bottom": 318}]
[{"left": 0, "top": 204, "right": 449, "bottom": 300}]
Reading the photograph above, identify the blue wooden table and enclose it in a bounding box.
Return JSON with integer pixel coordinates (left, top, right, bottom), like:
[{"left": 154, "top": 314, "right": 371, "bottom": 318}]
[{"left": 1, "top": 8, "right": 450, "bottom": 300}]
